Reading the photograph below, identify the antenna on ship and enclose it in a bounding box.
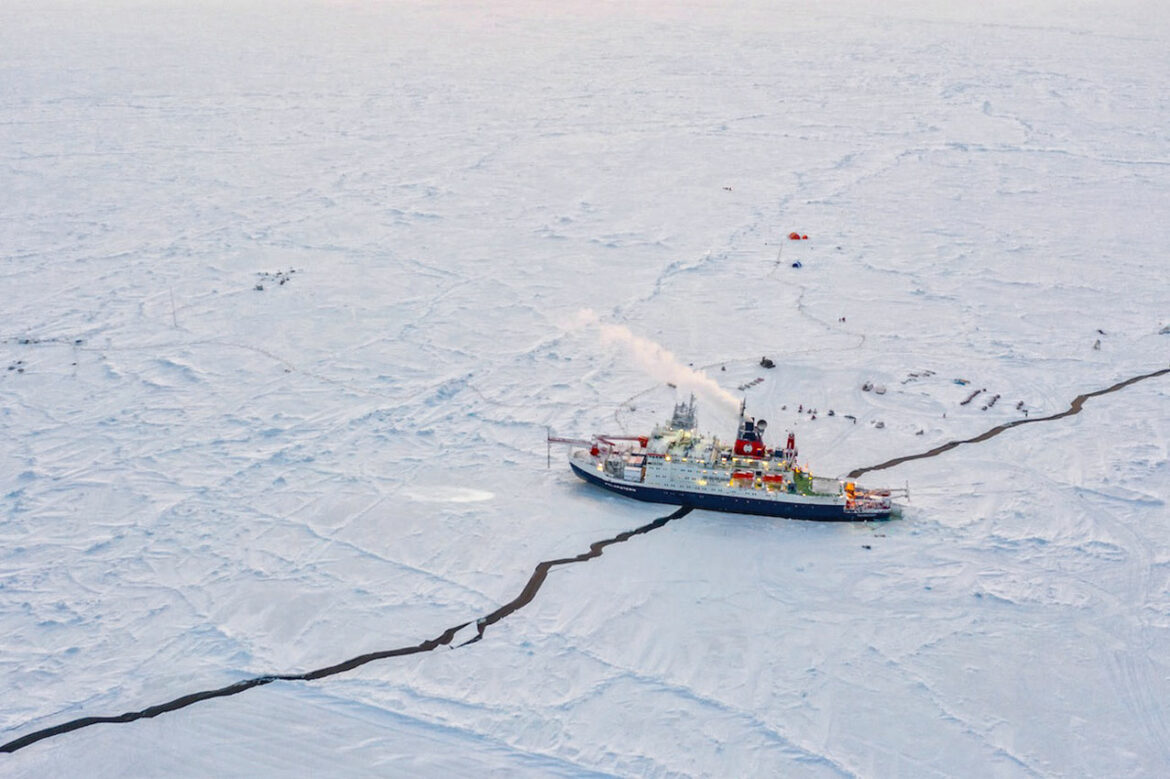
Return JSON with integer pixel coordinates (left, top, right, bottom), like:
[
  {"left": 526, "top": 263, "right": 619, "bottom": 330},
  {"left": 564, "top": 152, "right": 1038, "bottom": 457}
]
[{"left": 738, "top": 397, "right": 746, "bottom": 419}]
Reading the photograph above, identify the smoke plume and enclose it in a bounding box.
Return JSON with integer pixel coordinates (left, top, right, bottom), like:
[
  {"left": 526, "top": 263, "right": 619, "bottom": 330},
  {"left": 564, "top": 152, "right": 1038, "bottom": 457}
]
[{"left": 574, "top": 309, "right": 741, "bottom": 418}]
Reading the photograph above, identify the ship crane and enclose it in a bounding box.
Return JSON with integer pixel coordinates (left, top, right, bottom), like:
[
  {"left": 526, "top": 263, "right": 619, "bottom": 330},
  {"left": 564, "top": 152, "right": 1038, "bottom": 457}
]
[{"left": 547, "top": 431, "right": 648, "bottom": 467}]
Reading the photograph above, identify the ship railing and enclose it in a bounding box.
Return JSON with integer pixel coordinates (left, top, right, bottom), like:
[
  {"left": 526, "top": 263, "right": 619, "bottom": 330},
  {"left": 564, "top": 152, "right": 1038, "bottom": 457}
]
[
  {"left": 844, "top": 498, "right": 892, "bottom": 513},
  {"left": 845, "top": 482, "right": 909, "bottom": 503}
]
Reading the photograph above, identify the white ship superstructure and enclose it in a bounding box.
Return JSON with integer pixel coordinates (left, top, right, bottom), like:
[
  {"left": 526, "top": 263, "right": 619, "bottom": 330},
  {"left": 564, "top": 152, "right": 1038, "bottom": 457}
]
[{"left": 553, "top": 396, "right": 897, "bottom": 521}]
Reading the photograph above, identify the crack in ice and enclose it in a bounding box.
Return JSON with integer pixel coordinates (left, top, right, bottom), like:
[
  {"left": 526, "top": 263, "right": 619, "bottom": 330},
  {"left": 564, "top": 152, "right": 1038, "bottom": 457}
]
[
  {"left": 847, "top": 365, "right": 1170, "bottom": 479},
  {"left": 0, "top": 507, "right": 691, "bottom": 754}
]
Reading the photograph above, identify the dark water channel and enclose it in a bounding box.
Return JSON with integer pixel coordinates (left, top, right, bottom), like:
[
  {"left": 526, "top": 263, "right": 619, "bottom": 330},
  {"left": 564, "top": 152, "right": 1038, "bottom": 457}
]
[
  {"left": 5, "top": 365, "right": 1167, "bottom": 753},
  {"left": 1, "top": 508, "right": 692, "bottom": 753},
  {"left": 848, "top": 366, "right": 1170, "bottom": 479}
]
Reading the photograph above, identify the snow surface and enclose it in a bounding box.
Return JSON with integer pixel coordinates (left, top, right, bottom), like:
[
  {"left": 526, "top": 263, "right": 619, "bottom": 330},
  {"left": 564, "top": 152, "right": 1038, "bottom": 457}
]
[{"left": 3, "top": 0, "right": 1170, "bottom": 775}]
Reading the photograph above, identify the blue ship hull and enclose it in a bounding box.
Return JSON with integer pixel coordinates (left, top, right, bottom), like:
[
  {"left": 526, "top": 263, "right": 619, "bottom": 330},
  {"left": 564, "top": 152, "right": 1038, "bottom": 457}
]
[{"left": 570, "top": 461, "right": 889, "bottom": 522}]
